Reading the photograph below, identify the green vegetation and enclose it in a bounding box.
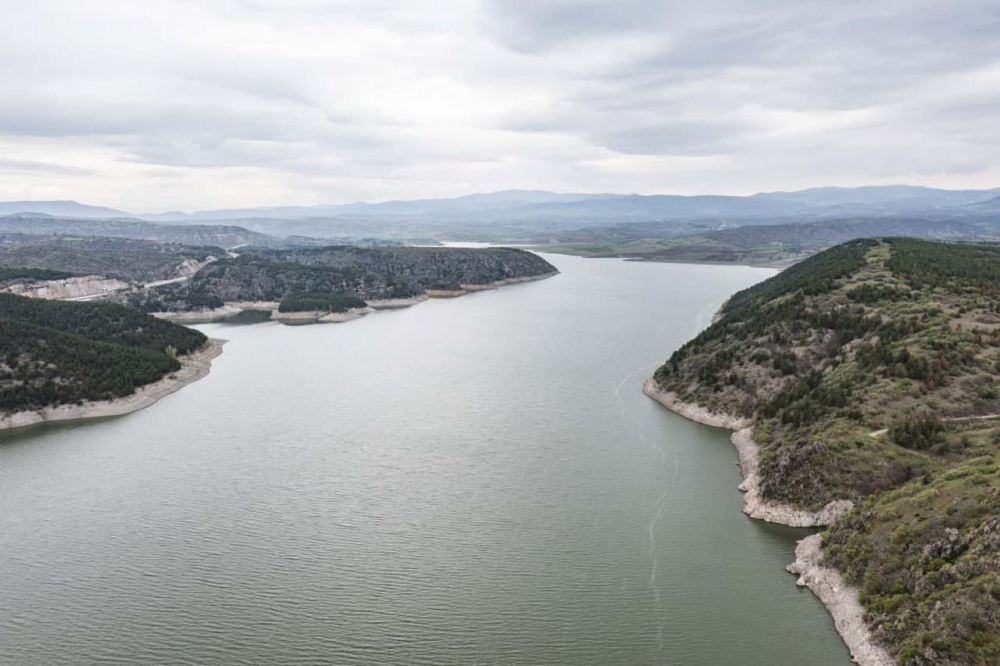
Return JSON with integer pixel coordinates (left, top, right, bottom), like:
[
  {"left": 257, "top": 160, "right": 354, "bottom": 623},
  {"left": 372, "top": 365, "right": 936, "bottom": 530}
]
[
  {"left": 0, "top": 236, "right": 222, "bottom": 282},
  {"left": 131, "top": 246, "right": 555, "bottom": 312},
  {"left": 541, "top": 218, "right": 988, "bottom": 267},
  {"left": 278, "top": 292, "right": 367, "bottom": 313},
  {"left": 652, "top": 238, "right": 1000, "bottom": 664},
  {"left": 824, "top": 446, "right": 1000, "bottom": 665},
  {"left": 0, "top": 266, "right": 76, "bottom": 284},
  {"left": 0, "top": 293, "right": 206, "bottom": 413}
]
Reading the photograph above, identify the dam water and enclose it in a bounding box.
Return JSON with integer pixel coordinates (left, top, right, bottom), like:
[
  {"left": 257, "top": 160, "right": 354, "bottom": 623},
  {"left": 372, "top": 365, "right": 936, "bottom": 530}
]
[{"left": 0, "top": 253, "right": 850, "bottom": 665}]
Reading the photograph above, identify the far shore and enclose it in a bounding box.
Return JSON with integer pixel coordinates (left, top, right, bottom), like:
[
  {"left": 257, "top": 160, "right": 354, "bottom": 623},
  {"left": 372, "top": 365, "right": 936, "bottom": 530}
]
[
  {"left": 151, "top": 270, "right": 560, "bottom": 325},
  {"left": 0, "top": 339, "right": 225, "bottom": 433},
  {"left": 642, "top": 376, "right": 890, "bottom": 666}
]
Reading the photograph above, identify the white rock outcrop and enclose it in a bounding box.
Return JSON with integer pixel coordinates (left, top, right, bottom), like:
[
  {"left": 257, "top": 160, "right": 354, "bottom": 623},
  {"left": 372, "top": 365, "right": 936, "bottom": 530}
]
[{"left": 787, "top": 535, "right": 894, "bottom": 666}]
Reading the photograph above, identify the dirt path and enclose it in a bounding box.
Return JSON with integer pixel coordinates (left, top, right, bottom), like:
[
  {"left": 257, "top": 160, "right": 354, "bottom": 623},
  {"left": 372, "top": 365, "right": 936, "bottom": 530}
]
[{"left": 869, "top": 413, "right": 1000, "bottom": 438}]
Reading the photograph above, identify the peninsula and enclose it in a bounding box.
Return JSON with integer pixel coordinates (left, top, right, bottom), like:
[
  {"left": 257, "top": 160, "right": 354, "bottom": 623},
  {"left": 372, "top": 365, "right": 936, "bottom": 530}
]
[
  {"left": 646, "top": 238, "right": 1000, "bottom": 665},
  {"left": 128, "top": 245, "right": 558, "bottom": 324},
  {"left": 0, "top": 293, "right": 222, "bottom": 431}
]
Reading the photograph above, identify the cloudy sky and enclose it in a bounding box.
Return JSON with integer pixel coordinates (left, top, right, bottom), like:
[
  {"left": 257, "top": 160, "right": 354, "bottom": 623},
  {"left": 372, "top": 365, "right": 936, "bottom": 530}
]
[{"left": 1, "top": 0, "right": 998, "bottom": 211}]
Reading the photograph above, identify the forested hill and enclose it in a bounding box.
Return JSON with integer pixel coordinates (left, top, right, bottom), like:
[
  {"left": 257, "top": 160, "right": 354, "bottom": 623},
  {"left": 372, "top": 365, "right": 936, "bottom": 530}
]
[
  {"left": 0, "top": 294, "right": 207, "bottom": 414},
  {"left": 0, "top": 236, "right": 223, "bottom": 282},
  {"left": 652, "top": 238, "right": 1000, "bottom": 664},
  {"left": 130, "top": 246, "right": 557, "bottom": 312}
]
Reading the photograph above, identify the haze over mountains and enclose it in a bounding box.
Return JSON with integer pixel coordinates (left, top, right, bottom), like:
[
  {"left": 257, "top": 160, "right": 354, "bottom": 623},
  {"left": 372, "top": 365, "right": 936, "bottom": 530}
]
[
  {"left": 5, "top": 185, "right": 1000, "bottom": 226},
  {"left": 0, "top": 200, "right": 131, "bottom": 219}
]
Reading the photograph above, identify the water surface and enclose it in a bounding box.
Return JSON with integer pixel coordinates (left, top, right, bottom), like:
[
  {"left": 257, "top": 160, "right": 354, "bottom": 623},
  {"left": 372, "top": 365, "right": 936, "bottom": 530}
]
[{"left": 0, "top": 254, "right": 850, "bottom": 665}]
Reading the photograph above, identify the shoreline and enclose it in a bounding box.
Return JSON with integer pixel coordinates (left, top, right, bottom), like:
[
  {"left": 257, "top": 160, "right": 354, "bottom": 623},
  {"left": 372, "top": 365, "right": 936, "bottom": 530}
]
[
  {"left": 641, "top": 377, "right": 888, "bottom": 666},
  {"left": 152, "top": 271, "right": 559, "bottom": 324},
  {"left": 787, "top": 536, "right": 895, "bottom": 666},
  {"left": 640, "top": 379, "right": 852, "bottom": 526},
  {"left": 0, "top": 338, "right": 225, "bottom": 433}
]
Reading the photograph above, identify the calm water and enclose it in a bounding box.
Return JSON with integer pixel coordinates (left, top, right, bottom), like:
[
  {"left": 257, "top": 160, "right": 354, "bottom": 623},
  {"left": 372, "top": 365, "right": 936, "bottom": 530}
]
[{"left": 0, "top": 254, "right": 850, "bottom": 665}]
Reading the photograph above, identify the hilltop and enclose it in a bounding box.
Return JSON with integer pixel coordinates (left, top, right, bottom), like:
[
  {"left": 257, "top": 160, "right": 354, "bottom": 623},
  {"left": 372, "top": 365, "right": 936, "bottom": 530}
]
[{"left": 648, "top": 238, "right": 1000, "bottom": 664}]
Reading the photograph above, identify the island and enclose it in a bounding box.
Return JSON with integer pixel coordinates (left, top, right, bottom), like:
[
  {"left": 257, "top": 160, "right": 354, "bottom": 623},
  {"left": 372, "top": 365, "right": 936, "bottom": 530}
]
[{"left": 645, "top": 238, "right": 1000, "bottom": 666}]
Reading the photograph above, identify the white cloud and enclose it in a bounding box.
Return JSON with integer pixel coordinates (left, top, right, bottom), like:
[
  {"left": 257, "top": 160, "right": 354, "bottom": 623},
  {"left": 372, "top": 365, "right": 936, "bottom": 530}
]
[{"left": 0, "top": 0, "right": 997, "bottom": 210}]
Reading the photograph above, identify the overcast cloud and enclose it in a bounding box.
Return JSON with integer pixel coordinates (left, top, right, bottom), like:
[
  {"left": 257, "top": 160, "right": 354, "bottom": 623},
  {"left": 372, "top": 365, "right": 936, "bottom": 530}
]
[{"left": 0, "top": 0, "right": 998, "bottom": 210}]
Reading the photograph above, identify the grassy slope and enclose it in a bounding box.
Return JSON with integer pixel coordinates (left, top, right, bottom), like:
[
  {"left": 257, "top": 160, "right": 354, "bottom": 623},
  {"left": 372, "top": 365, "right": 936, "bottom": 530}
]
[{"left": 651, "top": 238, "right": 1000, "bottom": 664}]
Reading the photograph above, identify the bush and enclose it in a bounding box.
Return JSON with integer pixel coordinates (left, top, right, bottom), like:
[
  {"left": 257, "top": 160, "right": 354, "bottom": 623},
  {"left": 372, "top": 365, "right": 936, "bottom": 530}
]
[{"left": 890, "top": 412, "right": 946, "bottom": 450}]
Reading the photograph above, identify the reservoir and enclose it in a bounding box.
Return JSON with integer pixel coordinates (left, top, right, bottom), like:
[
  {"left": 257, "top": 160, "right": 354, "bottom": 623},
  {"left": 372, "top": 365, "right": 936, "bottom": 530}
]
[{"left": 0, "top": 254, "right": 850, "bottom": 665}]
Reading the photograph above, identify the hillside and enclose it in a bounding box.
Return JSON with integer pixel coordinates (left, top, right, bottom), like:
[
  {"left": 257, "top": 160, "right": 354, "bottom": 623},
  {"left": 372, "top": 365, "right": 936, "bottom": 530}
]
[
  {"left": 0, "top": 293, "right": 208, "bottom": 414},
  {"left": 129, "top": 246, "right": 557, "bottom": 313},
  {"left": 965, "top": 195, "right": 1000, "bottom": 212},
  {"left": 650, "top": 238, "right": 1000, "bottom": 664},
  {"left": 542, "top": 217, "right": 991, "bottom": 266},
  {"left": 0, "top": 236, "right": 223, "bottom": 282},
  {"left": 0, "top": 214, "right": 272, "bottom": 247}
]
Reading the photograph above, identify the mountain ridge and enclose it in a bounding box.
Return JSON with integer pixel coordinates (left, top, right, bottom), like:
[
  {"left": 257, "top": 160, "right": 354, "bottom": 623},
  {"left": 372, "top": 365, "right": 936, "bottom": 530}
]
[{"left": 6, "top": 185, "right": 999, "bottom": 223}]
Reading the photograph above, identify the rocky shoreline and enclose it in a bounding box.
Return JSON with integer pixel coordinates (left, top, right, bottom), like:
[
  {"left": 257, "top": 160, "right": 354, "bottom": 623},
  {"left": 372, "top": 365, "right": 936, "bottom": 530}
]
[
  {"left": 152, "top": 271, "right": 559, "bottom": 325},
  {"left": 0, "top": 339, "right": 225, "bottom": 432},
  {"left": 271, "top": 306, "right": 374, "bottom": 325},
  {"left": 730, "top": 427, "right": 855, "bottom": 527},
  {"left": 788, "top": 536, "right": 895, "bottom": 666},
  {"left": 641, "top": 379, "right": 853, "bottom": 526},
  {"left": 642, "top": 376, "right": 883, "bottom": 665}
]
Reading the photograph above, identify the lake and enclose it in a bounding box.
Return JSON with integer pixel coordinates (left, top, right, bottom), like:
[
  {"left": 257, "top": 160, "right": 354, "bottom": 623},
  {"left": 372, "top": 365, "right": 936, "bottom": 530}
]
[{"left": 0, "top": 253, "right": 850, "bottom": 665}]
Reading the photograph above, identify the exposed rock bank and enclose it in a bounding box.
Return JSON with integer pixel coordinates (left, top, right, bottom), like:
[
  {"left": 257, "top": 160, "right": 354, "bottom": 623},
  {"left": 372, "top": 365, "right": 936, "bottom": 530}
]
[
  {"left": 731, "top": 428, "right": 854, "bottom": 527},
  {"left": 787, "top": 535, "right": 895, "bottom": 666},
  {"left": 0, "top": 339, "right": 225, "bottom": 432},
  {"left": 153, "top": 305, "right": 243, "bottom": 323},
  {"left": 642, "top": 378, "right": 853, "bottom": 526},
  {"left": 643, "top": 376, "right": 870, "bottom": 662},
  {"left": 368, "top": 295, "right": 429, "bottom": 309},
  {"left": 642, "top": 378, "right": 750, "bottom": 430},
  {"left": 427, "top": 271, "right": 559, "bottom": 298},
  {"left": 271, "top": 307, "right": 374, "bottom": 324},
  {"left": 152, "top": 272, "right": 557, "bottom": 323}
]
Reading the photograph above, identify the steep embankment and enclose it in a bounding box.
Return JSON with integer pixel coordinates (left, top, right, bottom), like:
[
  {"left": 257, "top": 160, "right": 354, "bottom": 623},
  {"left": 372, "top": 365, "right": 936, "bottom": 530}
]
[
  {"left": 646, "top": 238, "right": 1000, "bottom": 666},
  {"left": 0, "top": 293, "right": 221, "bottom": 430}
]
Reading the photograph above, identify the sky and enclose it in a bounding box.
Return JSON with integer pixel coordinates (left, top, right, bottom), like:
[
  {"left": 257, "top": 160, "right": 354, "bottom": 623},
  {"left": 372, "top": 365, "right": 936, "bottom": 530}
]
[{"left": 1, "top": 0, "right": 999, "bottom": 212}]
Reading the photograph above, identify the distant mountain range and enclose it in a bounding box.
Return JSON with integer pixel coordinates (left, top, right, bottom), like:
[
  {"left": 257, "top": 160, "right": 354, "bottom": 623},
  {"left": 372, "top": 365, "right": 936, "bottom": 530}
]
[
  {"left": 4, "top": 185, "right": 1000, "bottom": 225},
  {"left": 0, "top": 200, "right": 130, "bottom": 219},
  {"left": 138, "top": 185, "right": 1000, "bottom": 223},
  {"left": 2, "top": 186, "right": 999, "bottom": 243}
]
